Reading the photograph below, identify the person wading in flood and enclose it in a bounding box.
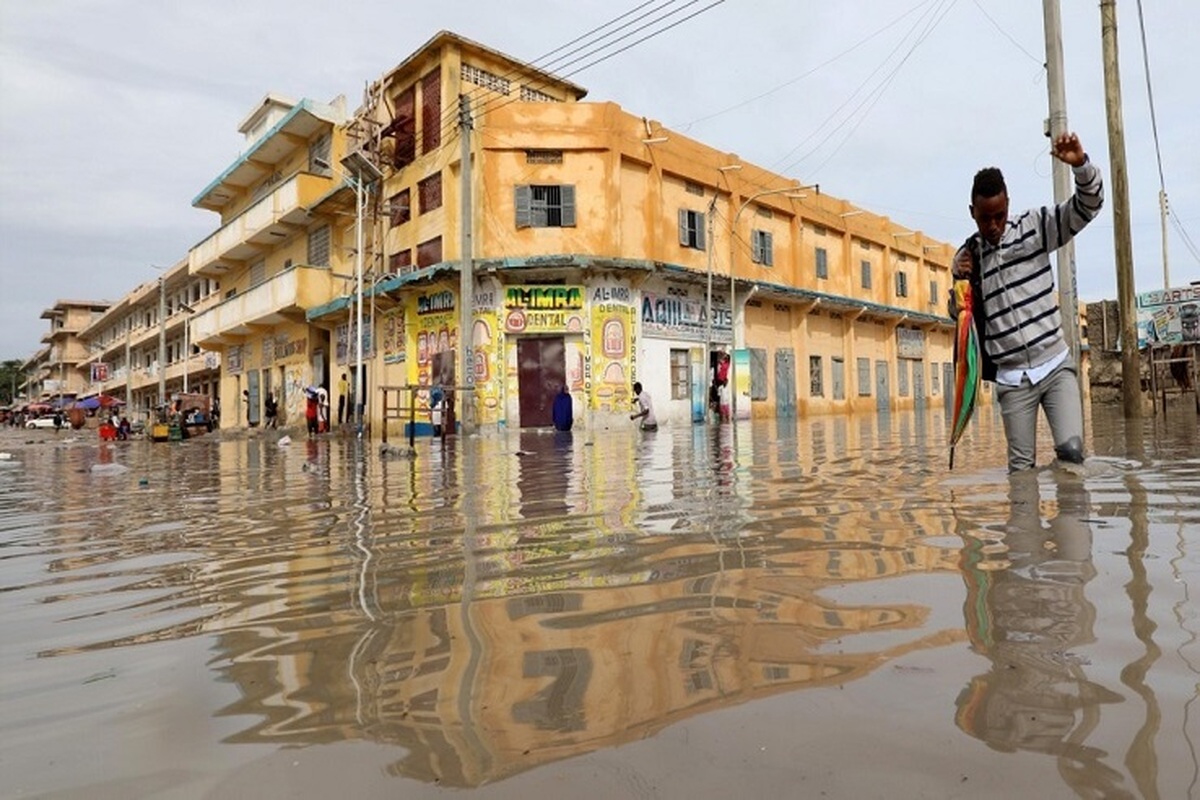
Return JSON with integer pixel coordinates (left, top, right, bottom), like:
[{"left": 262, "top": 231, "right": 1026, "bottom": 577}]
[
  {"left": 630, "top": 382, "right": 657, "bottom": 431},
  {"left": 950, "top": 132, "right": 1103, "bottom": 473}
]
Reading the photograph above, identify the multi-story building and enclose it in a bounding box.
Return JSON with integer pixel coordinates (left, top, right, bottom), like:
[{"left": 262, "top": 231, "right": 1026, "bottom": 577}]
[
  {"left": 186, "top": 93, "right": 352, "bottom": 428},
  {"left": 295, "top": 31, "right": 964, "bottom": 436},
  {"left": 41, "top": 31, "right": 982, "bottom": 434},
  {"left": 32, "top": 299, "right": 112, "bottom": 403},
  {"left": 78, "top": 259, "right": 222, "bottom": 418}
]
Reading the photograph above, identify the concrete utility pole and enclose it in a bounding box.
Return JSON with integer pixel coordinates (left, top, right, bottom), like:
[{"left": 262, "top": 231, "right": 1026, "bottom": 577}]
[
  {"left": 1100, "top": 0, "right": 1142, "bottom": 418},
  {"left": 704, "top": 198, "right": 715, "bottom": 419},
  {"left": 1042, "top": 0, "right": 1084, "bottom": 407},
  {"left": 458, "top": 94, "right": 476, "bottom": 434},
  {"left": 158, "top": 276, "right": 166, "bottom": 409}
]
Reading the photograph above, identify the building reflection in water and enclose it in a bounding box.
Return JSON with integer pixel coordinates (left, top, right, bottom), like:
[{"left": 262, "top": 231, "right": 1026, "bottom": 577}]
[
  {"left": 202, "top": 418, "right": 966, "bottom": 787},
  {"left": 954, "top": 471, "right": 1128, "bottom": 796}
]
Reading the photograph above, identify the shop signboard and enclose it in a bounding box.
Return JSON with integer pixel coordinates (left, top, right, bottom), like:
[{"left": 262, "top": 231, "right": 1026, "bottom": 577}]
[{"left": 1136, "top": 285, "right": 1200, "bottom": 347}]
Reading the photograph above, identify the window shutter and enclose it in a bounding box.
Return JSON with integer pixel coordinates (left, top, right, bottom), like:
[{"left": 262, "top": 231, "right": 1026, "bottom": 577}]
[
  {"left": 560, "top": 184, "right": 576, "bottom": 227},
  {"left": 678, "top": 210, "right": 689, "bottom": 246},
  {"left": 751, "top": 231, "right": 762, "bottom": 264},
  {"left": 515, "top": 185, "right": 532, "bottom": 228},
  {"left": 764, "top": 232, "right": 774, "bottom": 266},
  {"left": 696, "top": 214, "right": 706, "bottom": 250}
]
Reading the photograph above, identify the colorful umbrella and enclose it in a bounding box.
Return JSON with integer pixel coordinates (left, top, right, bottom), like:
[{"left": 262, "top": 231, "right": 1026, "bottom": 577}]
[{"left": 949, "top": 277, "right": 981, "bottom": 470}]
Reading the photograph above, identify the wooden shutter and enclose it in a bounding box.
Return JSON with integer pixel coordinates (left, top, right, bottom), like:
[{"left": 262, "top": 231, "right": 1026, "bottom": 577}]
[
  {"left": 515, "top": 185, "right": 532, "bottom": 228},
  {"left": 678, "top": 209, "right": 689, "bottom": 246},
  {"left": 764, "top": 232, "right": 773, "bottom": 266},
  {"left": 560, "top": 185, "right": 576, "bottom": 227},
  {"left": 695, "top": 213, "right": 706, "bottom": 250},
  {"left": 751, "top": 231, "right": 762, "bottom": 264},
  {"left": 749, "top": 347, "right": 768, "bottom": 400}
]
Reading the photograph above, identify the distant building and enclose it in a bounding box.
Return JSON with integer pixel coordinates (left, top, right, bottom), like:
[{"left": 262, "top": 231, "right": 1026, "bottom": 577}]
[{"left": 34, "top": 299, "right": 111, "bottom": 402}]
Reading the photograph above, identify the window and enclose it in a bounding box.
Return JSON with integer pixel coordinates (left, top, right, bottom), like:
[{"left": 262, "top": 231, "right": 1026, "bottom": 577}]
[
  {"left": 685, "top": 181, "right": 704, "bottom": 196},
  {"left": 520, "top": 85, "right": 558, "bottom": 103},
  {"left": 249, "top": 259, "right": 266, "bottom": 288},
  {"left": 832, "top": 357, "right": 845, "bottom": 400},
  {"left": 815, "top": 247, "right": 828, "bottom": 279},
  {"left": 931, "top": 362, "right": 940, "bottom": 395},
  {"left": 515, "top": 185, "right": 577, "bottom": 228},
  {"left": 749, "top": 348, "right": 768, "bottom": 400},
  {"left": 416, "top": 237, "right": 442, "bottom": 268},
  {"left": 388, "top": 249, "right": 413, "bottom": 274},
  {"left": 896, "top": 271, "right": 909, "bottom": 297},
  {"left": 861, "top": 260, "right": 871, "bottom": 289},
  {"left": 670, "top": 349, "right": 690, "bottom": 399},
  {"left": 383, "top": 86, "right": 415, "bottom": 170},
  {"left": 461, "top": 63, "right": 510, "bottom": 94},
  {"left": 897, "top": 359, "right": 910, "bottom": 397},
  {"left": 420, "top": 69, "right": 441, "bottom": 153},
  {"left": 857, "top": 358, "right": 871, "bottom": 396},
  {"left": 418, "top": 172, "right": 442, "bottom": 214},
  {"left": 308, "top": 224, "right": 330, "bottom": 266},
  {"left": 809, "top": 355, "right": 824, "bottom": 397},
  {"left": 389, "top": 189, "right": 411, "bottom": 227},
  {"left": 525, "top": 149, "right": 563, "bottom": 164},
  {"left": 309, "top": 133, "right": 331, "bottom": 176},
  {"left": 930, "top": 280, "right": 939, "bottom": 305},
  {"left": 678, "top": 209, "right": 706, "bottom": 250},
  {"left": 751, "top": 230, "right": 774, "bottom": 266}
]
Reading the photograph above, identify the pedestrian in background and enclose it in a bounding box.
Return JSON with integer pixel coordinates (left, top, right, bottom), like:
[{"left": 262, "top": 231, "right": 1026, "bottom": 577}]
[
  {"left": 337, "top": 372, "right": 348, "bottom": 426},
  {"left": 264, "top": 392, "right": 278, "bottom": 429},
  {"left": 552, "top": 384, "right": 573, "bottom": 432},
  {"left": 630, "top": 382, "right": 657, "bottom": 431}
]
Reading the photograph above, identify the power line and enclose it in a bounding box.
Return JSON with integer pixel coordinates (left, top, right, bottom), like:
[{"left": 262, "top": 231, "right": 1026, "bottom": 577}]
[
  {"left": 673, "top": 0, "right": 936, "bottom": 132},
  {"left": 771, "top": 0, "right": 957, "bottom": 177},
  {"left": 971, "top": 0, "right": 1041, "bottom": 65},
  {"left": 446, "top": 0, "right": 726, "bottom": 142},
  {"left": 435, "top": 0, "right": 697, "bottom": 139}
]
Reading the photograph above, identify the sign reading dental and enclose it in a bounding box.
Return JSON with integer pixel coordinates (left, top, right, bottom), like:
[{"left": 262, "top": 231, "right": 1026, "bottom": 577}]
[
  {"left": 504, "top": 285, "right": 585, "bottom": 333},
  {"left": 641, "top": 289, "right": 732, "bottom": 342}
]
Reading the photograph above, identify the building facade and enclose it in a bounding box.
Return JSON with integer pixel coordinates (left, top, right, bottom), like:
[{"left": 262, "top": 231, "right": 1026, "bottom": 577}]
[{"left": 301, "top": 31, "right": 968, "bottom": 436}]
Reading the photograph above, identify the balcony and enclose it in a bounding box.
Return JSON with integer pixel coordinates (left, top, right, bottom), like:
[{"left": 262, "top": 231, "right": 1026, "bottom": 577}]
[
  {"left": 188, "top": 173, "right": 333, "bottom": 277},
  {"left": 190, "top": 265, "right": 334, "bottom": 346}
]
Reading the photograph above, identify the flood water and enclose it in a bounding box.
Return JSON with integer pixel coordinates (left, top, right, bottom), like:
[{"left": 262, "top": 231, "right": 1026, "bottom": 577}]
[{"left": 2, "top": 402, "right": 1197, "bottom": 799}]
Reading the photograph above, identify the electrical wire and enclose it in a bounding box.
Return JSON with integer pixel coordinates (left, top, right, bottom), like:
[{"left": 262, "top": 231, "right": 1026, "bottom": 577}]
[
  {"left": 972, "top": 0, "right": 1042, "bottom": 65},
  {"left": 433, "top": 0, "right": 697, "bottom": 139},
  {"left": 441, "top": 0, "right": 726, "bottom": 144},
  {"left": 772, "top": 0, "right": 957, "bottom": 178},
  {"left": 673, "top": 0, "right": 937, "bottom": 133}
]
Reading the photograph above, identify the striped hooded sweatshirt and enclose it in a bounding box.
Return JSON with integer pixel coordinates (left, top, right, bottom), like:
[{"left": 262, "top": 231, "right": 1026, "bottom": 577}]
[{"left": 960, "top": 159, "right": 1104, "bottom": 377}]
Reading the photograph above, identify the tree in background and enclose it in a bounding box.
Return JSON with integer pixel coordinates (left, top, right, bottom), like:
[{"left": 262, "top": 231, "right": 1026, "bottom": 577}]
[{"left": 1, "top": 359, "right": 24, "bottom": 405}]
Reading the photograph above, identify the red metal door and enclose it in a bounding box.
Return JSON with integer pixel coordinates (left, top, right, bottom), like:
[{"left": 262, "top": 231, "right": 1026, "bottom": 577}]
[{"left": 517, "top": 337, "right": 565, "bottom": 427}]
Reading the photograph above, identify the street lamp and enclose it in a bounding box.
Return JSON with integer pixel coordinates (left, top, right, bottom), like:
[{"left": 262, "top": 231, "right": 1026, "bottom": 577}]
[
  {"left": 315, "top": 153, "right": 382, "bottom": 437},
  {"left": 726, "top": 184, "right": 817, "bottom": 420}
]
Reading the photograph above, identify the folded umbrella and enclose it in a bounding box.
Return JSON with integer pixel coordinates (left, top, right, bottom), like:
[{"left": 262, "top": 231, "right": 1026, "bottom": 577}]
[{"left": 949, "top": 277, "right": 981, "bottom": 470}]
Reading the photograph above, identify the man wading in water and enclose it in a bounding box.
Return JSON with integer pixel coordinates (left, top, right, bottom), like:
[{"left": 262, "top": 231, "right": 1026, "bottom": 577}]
[{"left": 950, "top": 132, "right": 1103, "bottom": 473}]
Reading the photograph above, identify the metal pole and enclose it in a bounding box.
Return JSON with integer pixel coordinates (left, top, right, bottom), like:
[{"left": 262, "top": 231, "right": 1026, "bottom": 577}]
[
  {"left": 704, "top": 200, "right": 715, "bottom": 420},
  {"left": 125, "top": 330, "right": 132, "bottom": 411},
  {"left": 1100, "top": 0, "right": 1142, "bottom": 418},
  {"left": 1042, "top": 0, "right": 1084, "bottom": 407},
  {"left": 354, "top": 174, "right": 365, "bottom": 436},
  {"left": 458, "top": 94, "right": 475, "bottom": 434},
  {"left": 157, "top": 276, "right": 166, "bottom": 409},
  {"left": 183, "top": 316, "right": 190, "bottom": 394}
]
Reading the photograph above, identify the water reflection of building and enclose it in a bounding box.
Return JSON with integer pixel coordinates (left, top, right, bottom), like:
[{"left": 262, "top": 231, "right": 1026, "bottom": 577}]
[
  {"left": 210, "top": 426, "right": 965, "bottom": 787},
  {"left": 955, "top": 473, "right": 1126, "bottom": 797}
]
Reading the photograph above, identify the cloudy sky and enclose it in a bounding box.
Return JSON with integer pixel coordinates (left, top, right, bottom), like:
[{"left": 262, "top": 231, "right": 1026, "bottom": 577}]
[{"left": 2, "top": 0, "right": 1197, "bottom": 361}]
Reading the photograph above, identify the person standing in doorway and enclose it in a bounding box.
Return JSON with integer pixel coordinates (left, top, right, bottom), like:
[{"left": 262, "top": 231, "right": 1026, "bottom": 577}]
[
  {"left": 264, "top": 392, "right": 278, "bottom": 429},
  {"left": 950, "top": 132, "right": 1103, "bottom": 473},
  {"left": 337, "top": 372, "right": 348, "bottom": 426},
  {"left": 305, "top": 389, "right": 319, "bottom": 439},
  {"left": 630, "top": 382, "right": 657, "bottom": 431},
  {"left": 552, "top": 384, "right": 573, "bottom": 432}
]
